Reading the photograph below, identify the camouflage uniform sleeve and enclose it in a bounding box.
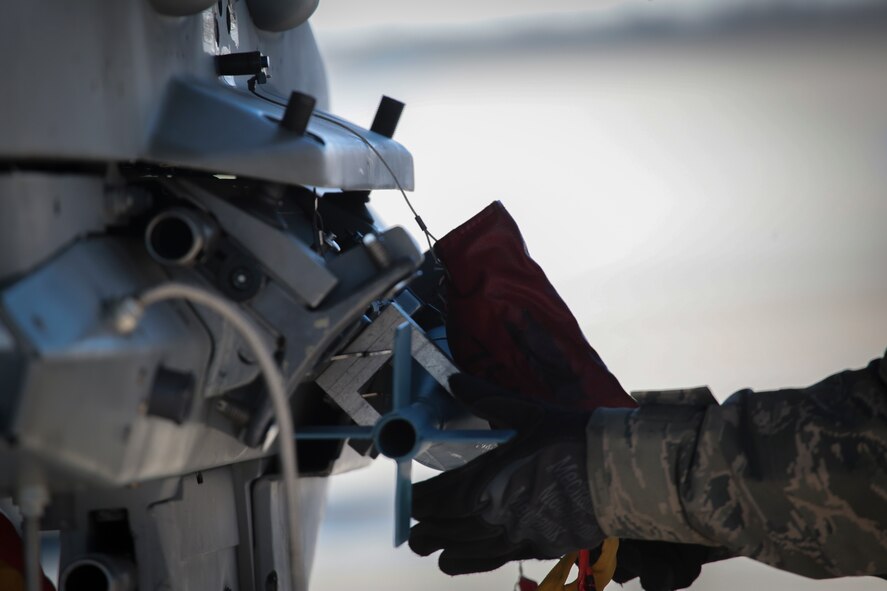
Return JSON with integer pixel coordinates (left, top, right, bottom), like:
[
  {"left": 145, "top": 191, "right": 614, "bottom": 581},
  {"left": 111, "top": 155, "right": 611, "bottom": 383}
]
[{"left": 586, "top": 352, "right": 887, "bottom": 579}]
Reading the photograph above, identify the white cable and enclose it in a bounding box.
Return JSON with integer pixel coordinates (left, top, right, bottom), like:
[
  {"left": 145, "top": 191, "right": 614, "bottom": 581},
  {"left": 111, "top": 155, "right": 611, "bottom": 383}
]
[
  {"left": 18, "top": 484, "right": 48, "bottom": 591},
  {"left": 113, "top": 283, "right": 304, "bottom": 591}
]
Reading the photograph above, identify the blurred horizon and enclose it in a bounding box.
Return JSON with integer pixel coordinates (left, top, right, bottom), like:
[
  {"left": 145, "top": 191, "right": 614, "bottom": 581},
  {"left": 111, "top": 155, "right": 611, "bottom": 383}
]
[
  {"left": 308, "top": 1, "right": 887, "bottom": 590},
  {"left": 312, "top": 0, "right": 884, "bottom": 33},
  {"left": 315, "top": 1, "right": 887, "bottom": 60}
]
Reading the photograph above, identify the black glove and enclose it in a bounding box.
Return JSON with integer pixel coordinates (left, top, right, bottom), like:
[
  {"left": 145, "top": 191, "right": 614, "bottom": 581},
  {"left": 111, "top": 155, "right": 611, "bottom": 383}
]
[
  {"left": 409, "top": 374, "right": 604, "bottom": 575},
  {"left": 613, "top": 540, "right": 732, "bottom": 591}
]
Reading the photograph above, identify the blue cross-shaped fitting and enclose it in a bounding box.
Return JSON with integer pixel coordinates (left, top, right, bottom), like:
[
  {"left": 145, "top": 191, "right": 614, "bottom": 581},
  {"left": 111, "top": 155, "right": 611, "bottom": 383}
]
[{"left": 296, "top": 322, "right": 514, "bottom": 545}]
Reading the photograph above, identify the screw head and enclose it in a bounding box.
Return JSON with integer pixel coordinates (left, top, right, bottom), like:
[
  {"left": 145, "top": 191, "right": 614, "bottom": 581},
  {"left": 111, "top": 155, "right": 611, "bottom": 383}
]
[
  {"left": 229, "top": 267, "right": 253, "bottom": 291},
  {"left": 265, "top": 571, "right": 278, "bottom": 591},
  {"left": 219, "top": 257, "right": 262, "bottom": 301}
]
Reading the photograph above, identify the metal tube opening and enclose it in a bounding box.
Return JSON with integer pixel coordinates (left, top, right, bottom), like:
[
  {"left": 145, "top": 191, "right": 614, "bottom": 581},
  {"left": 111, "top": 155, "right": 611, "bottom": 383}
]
[
  {"left": 145, "top": 209, "right": 214, "bottom": 266},
  {"left": 62, "top": 561, "right": 110, "bottom": 591},
  {"left": 61, "top": 556, "right": 133, "bottom": 591},
  {"left": 376, "top": 417, "right": 417, "bottom": 459}
]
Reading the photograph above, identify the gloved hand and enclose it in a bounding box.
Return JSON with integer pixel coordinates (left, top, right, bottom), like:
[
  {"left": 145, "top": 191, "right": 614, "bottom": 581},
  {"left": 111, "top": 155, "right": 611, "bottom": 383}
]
[
  {"left": 409, "top": 374, "right": 605, "bottom": 575},
  {"left": 612, "top": 540, "right": 732, "bottom": 591}
]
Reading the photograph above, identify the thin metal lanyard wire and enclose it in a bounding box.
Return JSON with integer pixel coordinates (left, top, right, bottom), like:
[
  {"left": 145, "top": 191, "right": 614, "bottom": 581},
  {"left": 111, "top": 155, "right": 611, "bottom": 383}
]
[{"left": 249, "top": 86, "right": 439, "bottom": 261}]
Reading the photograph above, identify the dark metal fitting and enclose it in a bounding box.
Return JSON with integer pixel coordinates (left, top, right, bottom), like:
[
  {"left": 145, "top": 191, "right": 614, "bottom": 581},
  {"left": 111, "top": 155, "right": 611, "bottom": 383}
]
[
  {"left": 362, "top": 233, "right": 391, "bottom": 269},
  {"left": 370, "top": 96, "right": 405, "bottom": 139},
  {"left": 280, "top": 91, "right": 316, "bottom": 135},
  {"left": 215, "top": 398, "right": 252, "bottom": 426},
  {"left": 215, "top": 51, "right": 270, "bottom": 77}
]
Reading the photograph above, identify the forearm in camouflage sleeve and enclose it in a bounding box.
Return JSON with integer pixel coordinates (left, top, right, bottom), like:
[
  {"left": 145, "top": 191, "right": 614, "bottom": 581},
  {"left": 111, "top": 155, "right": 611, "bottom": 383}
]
[{"left": 587, "top": 352, "right": 887, "bottom": 579}]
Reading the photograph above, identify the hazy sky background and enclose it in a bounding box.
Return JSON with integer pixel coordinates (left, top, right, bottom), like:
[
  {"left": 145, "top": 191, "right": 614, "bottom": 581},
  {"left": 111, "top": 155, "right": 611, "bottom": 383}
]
[{"left": 308, "top": 1, "right": 887, "bottom": 590}]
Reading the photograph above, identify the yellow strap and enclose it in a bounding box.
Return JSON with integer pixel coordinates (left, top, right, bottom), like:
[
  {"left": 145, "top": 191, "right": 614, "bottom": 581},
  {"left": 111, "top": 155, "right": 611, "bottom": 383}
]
[
  {"left": 592, "top": 538, "right": 620, "bottom": 590},
  {"left": 537, "top": 552, "right": 579, "bottom": 591},
  {"left": 537, "top": 538, "right": 620, "bottom": 591}
]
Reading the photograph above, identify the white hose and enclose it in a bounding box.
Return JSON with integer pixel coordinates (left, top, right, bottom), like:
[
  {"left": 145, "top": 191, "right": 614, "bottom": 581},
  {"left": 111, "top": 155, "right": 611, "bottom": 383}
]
[
  {"left": 18, "top": 484, "right": 48, "bottom": 591},
  {"left": 114, "top": 283, "right": 304, "bottom": 591}
]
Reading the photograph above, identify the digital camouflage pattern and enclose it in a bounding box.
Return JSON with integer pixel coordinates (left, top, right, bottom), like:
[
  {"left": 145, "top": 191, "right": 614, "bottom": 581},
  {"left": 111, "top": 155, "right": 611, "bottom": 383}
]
[{"left": 587, "top": 351, "right": 887, "bottom": 579}]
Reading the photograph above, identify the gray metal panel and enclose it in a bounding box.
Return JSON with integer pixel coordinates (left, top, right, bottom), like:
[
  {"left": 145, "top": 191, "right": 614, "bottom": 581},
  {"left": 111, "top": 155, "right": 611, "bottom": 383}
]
[
  {"left": 316, "top": 303, "right": 459, "bottom": 427},
  {"left": 57, "top": 477, "right": 183, "bottom": 591},
  {"left": 232, "top": 3, "right": 330, "bottom": 112},
  {"left": 174, "top": 178, "right": 339, "bottom": 308},
  {"left": 2, "top": 239, "right": 207, "bottom": 481},
  {"left": 0, "top": 173, "right": 107, "bottom": 281},
  {"left": 174, "top": 281, "right": 262, "bottom": 397},
  {"left": 0, "top": 0, "right": 324, "bottom": 156},
  {"left": 315, "top": 304, "right": 403, "bottom": 426},
  {"left": 1, "top": 240, "right": 174, "bottom": 355},
  {"left": 150, "top": 79, "right": 415, "bottom": 190},
  {"left": 0, "top": 1, "right": 415, "bottom": 190},
  {"left": 117, "top": 410, "right": 271, "bottom": 484},
  {"left": 303, "top": 111, "right": 415, "bottom": 191},
  {"left": 0, "top": 238, "right": 271, "bottom": 486},
  {"left": 230, "top": 460, "right": 269, "bottom": 591},
  {"left": 252, "top": 475, "right": 328, "bottom": 591},
  {"left": 196, "top": 306, "right": 263, "bottom": 397},
  {"left": 150, "top": 469, "right": 240, "bottom": 591},
  {"left": 48, "top": 461, "right": 298, "bottom": 591},
  {"left": 0, "top": 0, "right": 212, "bottom": 161}
]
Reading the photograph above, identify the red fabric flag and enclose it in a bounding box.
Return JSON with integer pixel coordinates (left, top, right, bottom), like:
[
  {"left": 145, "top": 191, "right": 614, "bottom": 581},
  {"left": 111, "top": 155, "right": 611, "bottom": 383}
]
[{"left": 436, "top": 201, "right": 636, "bottom": 412}]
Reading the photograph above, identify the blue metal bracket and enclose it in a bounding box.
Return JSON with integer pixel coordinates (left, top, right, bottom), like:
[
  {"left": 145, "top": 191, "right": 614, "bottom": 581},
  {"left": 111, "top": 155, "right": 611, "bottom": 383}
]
[{"left": 296, "top": 322, "right": 514, "bottom": 545}]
